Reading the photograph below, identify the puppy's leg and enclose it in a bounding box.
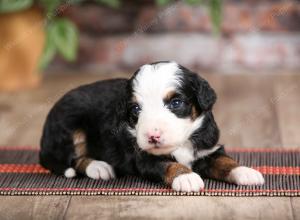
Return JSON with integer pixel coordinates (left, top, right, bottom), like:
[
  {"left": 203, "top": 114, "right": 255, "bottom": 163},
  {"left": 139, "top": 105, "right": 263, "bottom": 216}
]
[
  {"left": 78, "top": 159, "right": 115, "bottom": 180},
  {"left": 167, "top": 163, "right": 204, "bottom": 192},
  {"left": 136, "top": 153, "right": 204, "bottom": 192},
  {"left": 225, "top": 165, "right": 265, "bottom": 185},
  {"left": 66, "top": 130, "right": 115, "bottom": 180},
  {"left": 193, "top": 149, "right": 264, "bottom": 185}
]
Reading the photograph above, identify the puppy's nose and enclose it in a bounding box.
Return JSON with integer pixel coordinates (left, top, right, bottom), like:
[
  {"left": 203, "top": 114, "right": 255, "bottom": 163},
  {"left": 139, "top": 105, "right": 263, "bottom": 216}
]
[{"left": 147, "top": 130, "right": 162, "bottom": 144}]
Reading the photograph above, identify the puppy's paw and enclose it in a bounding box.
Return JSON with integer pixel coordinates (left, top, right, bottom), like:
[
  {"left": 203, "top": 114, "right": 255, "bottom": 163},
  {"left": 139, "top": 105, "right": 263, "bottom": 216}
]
[
  {"left": 64, "top": 168, "right": 76, "bottom": 178},
  {"left": 172, "top": 172, "right": 204, "bottom": 192},
  {"left": 86, "top": 160, "right": 115, "bottom": 180},
  {"left": 226, "top": 166, "right": 265, "bottom": 185}
]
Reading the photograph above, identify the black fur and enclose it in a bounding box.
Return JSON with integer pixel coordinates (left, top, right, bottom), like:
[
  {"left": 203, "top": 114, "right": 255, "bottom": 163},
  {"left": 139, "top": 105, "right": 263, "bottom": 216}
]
[
  {"left": 178, "top": 64, "right": 217, "bottom": 113},
  {"left": 192, "top": 145, "right": 226, "bottom": 177},
  {"left": 163, "top": 93, "right": 193, "bottom": 118},
  {"left": 40, "top": 79, "right": 137, "bottom": 176},
  {"left": 40, "top": 61, "right": 225, "bottom": 184},
  {"left": 177, "top": 65, "right": 219, "bottom": 150},
  {"left": 190, "top": 112, "right": 220, "bottom": 150}
]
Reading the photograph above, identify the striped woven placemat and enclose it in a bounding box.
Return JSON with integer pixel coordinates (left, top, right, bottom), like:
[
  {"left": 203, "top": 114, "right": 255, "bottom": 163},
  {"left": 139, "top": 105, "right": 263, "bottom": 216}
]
[{"left": 0, "top": 147, "right": 299, "bottom": 196}]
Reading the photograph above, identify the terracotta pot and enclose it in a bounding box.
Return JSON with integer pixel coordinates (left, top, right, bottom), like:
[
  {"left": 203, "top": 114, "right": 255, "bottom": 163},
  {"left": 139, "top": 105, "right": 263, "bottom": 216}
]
[{"left": 0, "top": 7, "right": 45, "bottom": 92}]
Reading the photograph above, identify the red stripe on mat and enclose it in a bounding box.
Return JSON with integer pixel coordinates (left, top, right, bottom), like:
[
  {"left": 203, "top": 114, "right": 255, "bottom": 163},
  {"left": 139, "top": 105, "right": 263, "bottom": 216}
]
[
  {"left": 253, "top": 166, "right": 300, "bottom": 175},
  {"left": 0, "top": 164, "right": 49, "bottom": 173},
  {"left": 0, "top": 147, "right": 300, "bottom": 152},
  {"left": 0, "top": 164, "right": 299, "bottom": 175},
  {"left": 0, "top": 187, "right": 299, "bottom": 193}
]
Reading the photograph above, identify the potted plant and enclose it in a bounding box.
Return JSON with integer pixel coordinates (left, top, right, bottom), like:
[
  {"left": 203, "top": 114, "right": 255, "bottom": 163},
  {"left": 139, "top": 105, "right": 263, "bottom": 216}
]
[
  {"left": 0, "top": 0, "right": 221, "bottom": 92},
  {"left": 0, "top": 0, "right": 80, "bottom": 92}
]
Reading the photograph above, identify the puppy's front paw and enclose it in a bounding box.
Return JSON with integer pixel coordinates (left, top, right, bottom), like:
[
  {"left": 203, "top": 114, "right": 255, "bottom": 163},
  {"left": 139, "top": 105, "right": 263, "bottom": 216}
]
[
  {"left": 172, "top": 172, "right": 204, "bottom": 192},
  {"left": 226, "top": 166, "right": 265, "bottom": 185},
  {"left": 86, "top": 160, "right": 115, "bottom": 180}
]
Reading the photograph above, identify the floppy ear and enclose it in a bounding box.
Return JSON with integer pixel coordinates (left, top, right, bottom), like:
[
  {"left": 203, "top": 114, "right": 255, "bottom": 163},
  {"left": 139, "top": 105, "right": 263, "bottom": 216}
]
[
  {"left": 195, "top": 77, "right": 217, "bottom": 111},
  {"left": 178, "top": 65, "right": 217, "bottom": 112}
]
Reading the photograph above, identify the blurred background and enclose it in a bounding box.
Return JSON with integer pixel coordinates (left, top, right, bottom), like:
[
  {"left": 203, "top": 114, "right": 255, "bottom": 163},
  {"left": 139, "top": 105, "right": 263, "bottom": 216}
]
[{"left": 0, "top": 0, "right": 299, "bottom": 148}]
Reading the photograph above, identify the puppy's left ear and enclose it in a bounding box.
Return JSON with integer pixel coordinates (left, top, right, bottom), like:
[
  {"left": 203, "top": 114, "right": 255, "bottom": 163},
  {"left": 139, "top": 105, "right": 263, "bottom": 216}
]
[{"left": 194, "top": 76, "right": 217, "bottom": 112}]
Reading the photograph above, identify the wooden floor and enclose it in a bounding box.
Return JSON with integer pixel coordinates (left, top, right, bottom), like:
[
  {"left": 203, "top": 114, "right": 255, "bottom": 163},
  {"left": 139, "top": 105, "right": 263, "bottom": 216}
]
[{"left": 0, "top": 72, "right": 299, "bottom": 220}]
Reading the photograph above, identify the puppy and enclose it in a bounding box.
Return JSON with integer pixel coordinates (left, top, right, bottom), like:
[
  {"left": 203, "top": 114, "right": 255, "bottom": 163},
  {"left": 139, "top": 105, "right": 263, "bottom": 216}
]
[{"left": 40, "top": 61, "right": 264, "bottom": 192}]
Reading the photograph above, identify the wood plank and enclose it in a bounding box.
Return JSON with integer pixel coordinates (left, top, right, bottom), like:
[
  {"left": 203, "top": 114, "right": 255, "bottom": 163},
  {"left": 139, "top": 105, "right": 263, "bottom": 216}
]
[
  {"left": 0, "top": 197, "right": 34, "bottom": 220},
  {"left": 275, "top": 74, "right": 300, "bottom": 147},
  {"left": 65, "top": 196, "right": 294, "bottom": 220},
  {"left": 0, "top": 196, "right": 70, "bottom": 220},
  {"left": 214, "top": 75, "right": 281, "bottom": 148},
  {"left": 238, "top": 75, "right": 282, "bottom": 147},
  {"left": 31, "top": 196, "right": 71, "bottom": 220},
  {"left": 214, "top": 75, "right": 243, "bottom": 147},
  {"left": 291, "top": 198, "right": 300, "bottom": 220}
]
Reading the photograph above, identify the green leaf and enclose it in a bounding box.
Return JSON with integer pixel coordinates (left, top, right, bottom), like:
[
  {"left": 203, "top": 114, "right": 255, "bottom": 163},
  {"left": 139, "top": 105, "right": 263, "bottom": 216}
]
[
  {"left": 184, "top": 0, "right": 202, "bottom": 5},
  {"left": 39, "top": 0, "right": 61, "bottom": 14},
  {"left": 39, "top": 26, "right": 57, "bottom": 69},
  {"left": 94, "top": 0, "right": 120, "bottom": 8},
  {"left": 0, "top": 0, "right": 33, "bottom": 13},
  {"left": 51, "top": 18, "right": 78, "bottom": 61},
  {"left": 155, "top": 0, "right": 173, "bottom": 6},
  {"left": 209, "top": 0, "right": 222, "bottom": 34}
]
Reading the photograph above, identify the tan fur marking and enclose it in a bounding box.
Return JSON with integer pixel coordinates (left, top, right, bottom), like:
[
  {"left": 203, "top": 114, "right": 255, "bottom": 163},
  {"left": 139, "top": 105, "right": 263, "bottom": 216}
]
[
  {"left": 131, "top": 95, "right": 138, "bottom": 103},
  {"left": 73, "top": 130, "right": 86, "bottom": 145},
  {"left": 72, "top": 130, "right": 92, "bottom": 174},
  {"left": 191, "top": 105, "right": 199, "bottom": 120},
  {"left": 74, "top": 142, "right": 87, "bottom": 158},
  {"left": 73, "top": 130, "right": 87, "bottom": 160},
  {"left": 165, "top": 162, "right": 192, "bottom": 185},
  {"left": 163, "top": 90, "right": 176, "bottom": 102},
  {"left": 75, "top": 157, "right": 93, "bottom": 174},
  {"left": 209, "top": 156, "right": 239, "bottom": 180}
]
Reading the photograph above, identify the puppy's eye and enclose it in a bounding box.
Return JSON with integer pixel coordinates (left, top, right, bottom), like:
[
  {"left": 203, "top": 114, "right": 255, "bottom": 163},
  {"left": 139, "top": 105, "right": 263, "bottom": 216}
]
[
  {"left": 168, "top": 98, "right": 184, "bottom": 109},
  {"left": 131, "top": 104, "right": 141, "bottom": 115}
]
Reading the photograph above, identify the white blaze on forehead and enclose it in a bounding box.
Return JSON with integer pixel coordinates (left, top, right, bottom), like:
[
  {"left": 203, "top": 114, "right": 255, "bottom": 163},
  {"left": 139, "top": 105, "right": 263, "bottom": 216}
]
[{"left": 132, "top": 62, "right": 181, "bottom": 102}]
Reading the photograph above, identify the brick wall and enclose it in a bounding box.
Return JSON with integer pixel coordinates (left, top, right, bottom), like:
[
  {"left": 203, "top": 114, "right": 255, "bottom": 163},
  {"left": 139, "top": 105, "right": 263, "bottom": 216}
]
[{"left": 53, "top": 0, "right": 300, "bottom": 73}]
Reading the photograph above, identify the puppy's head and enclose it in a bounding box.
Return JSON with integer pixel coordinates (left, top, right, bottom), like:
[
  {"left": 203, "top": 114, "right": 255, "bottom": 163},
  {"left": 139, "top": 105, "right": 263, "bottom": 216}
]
[{"left": 127, "top": 61, "right": 217, "bottom": 155}]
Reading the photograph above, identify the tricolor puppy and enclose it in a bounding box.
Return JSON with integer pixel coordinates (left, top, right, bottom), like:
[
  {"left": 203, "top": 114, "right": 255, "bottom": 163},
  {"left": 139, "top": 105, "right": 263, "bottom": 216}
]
[{"left": 40, "top": 61, "right": 264, "bottom": 192}]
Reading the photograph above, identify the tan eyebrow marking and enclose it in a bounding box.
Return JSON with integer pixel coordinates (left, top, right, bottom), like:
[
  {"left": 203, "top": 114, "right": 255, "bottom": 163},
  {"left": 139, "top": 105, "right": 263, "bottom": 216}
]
[
  {"left": 131, "top": 95, "right": 138, "bottom": 103},
  {"left": 163, "top": 90, "right": 177, "bottom": 102}
]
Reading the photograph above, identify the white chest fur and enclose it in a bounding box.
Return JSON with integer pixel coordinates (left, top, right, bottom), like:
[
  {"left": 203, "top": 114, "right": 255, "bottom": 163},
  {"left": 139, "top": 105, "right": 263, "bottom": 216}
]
[
  {"left": 171, "top": 144, "right": 221, "bottom": 168},
  {"left": 171, "top": 146, "right": 195, "bottom": 168}
]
